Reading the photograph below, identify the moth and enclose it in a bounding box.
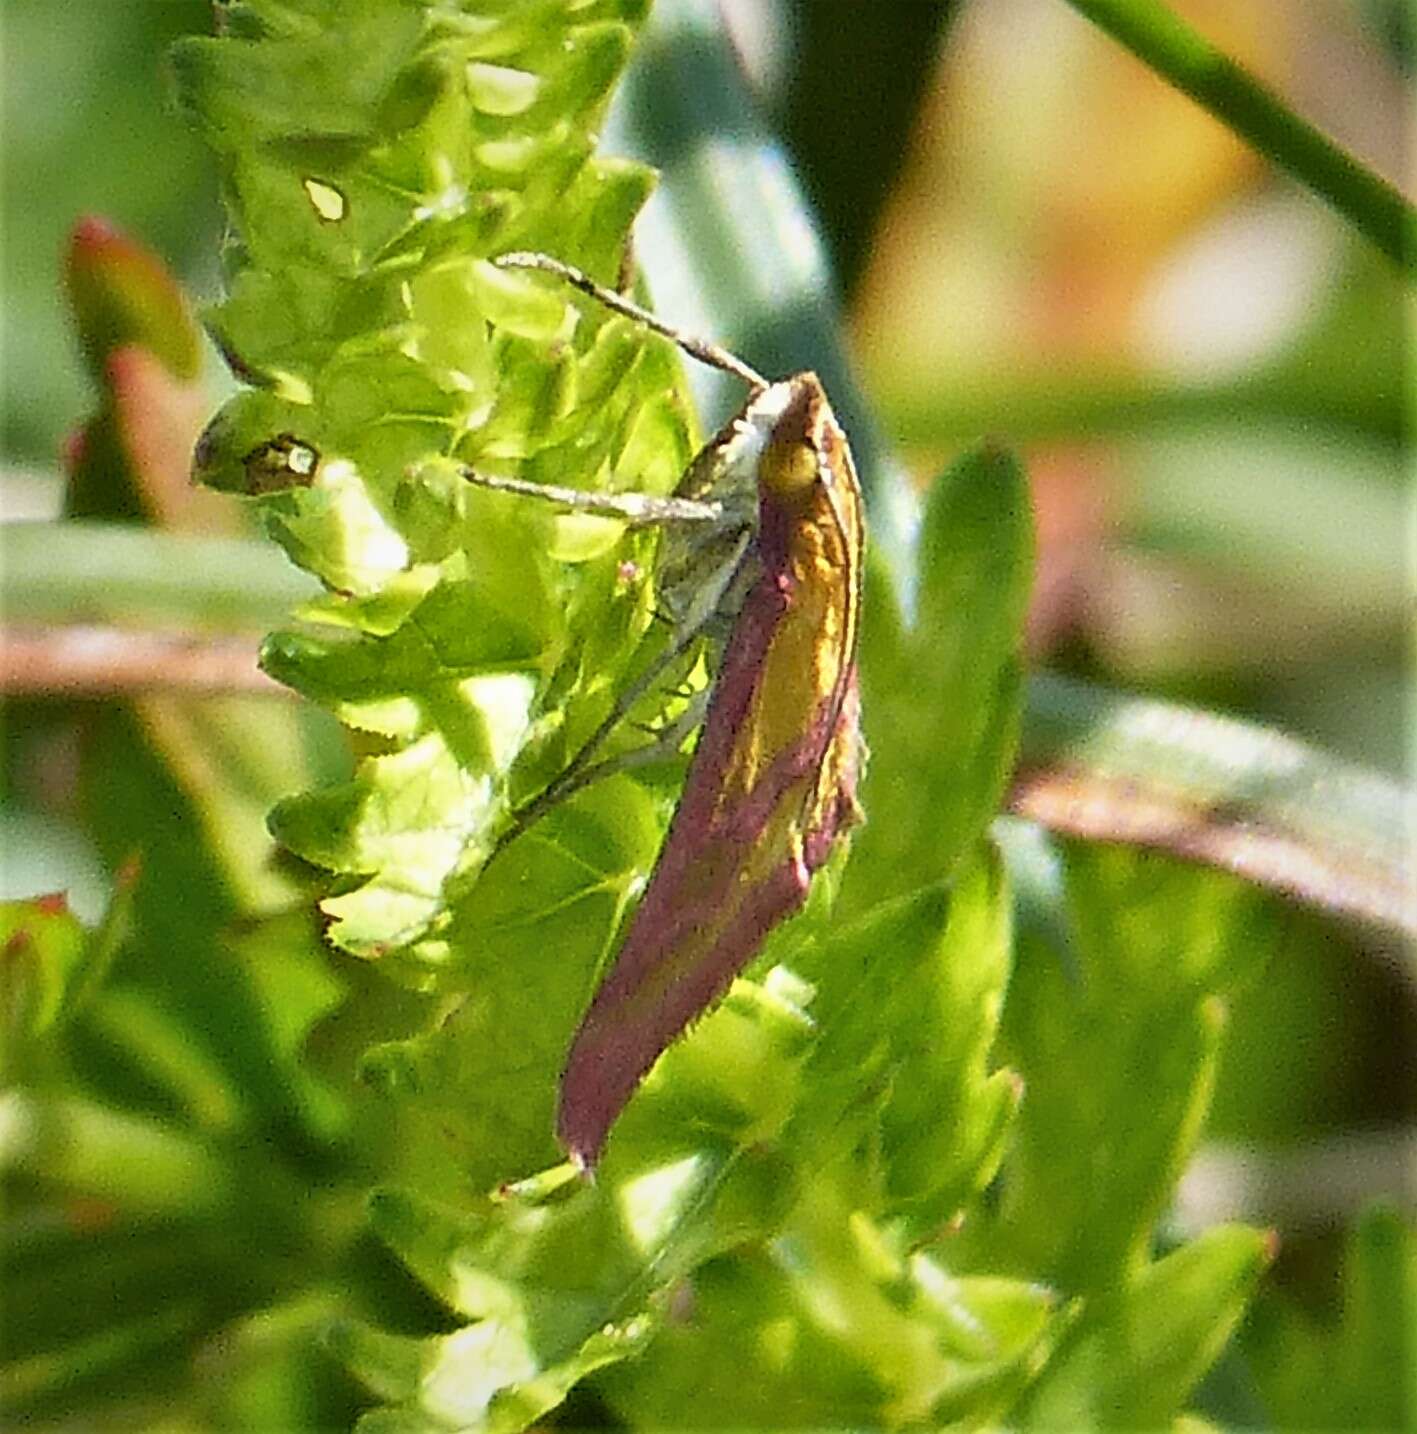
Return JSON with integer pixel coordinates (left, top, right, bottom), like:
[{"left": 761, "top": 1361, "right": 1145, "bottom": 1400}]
[{"left": 468, "top": 254, "right": 865, "bottom": 1168}]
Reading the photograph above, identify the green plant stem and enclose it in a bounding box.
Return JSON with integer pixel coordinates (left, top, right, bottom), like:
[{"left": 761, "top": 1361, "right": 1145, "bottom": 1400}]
[
  {"left": 878, "top": 366, "right": 1405, "bottom": 450},
  {"left": 1015, "top": 674, "right": 1417, "bottom": 947},
  {"left": 2, "top": 623, "right": 286, "bottom": 697},
  {"left": 1065, "top": 0, "right": 1415, "bottom": 272},
  {"left": 1, "top": 522, "right": 316, "bottom": 627}
]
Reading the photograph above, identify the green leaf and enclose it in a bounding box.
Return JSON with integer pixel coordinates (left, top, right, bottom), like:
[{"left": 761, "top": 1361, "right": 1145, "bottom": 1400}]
[
  {"left": 352, "top": 1123, "right": 795, "bottom": 1429},
  {"left": 873, "top": 847, "right": 1021, "bottom": 1235},
  {"left": 1246, "top": 1205, "right": 1416, "bottom": 1430},
  {"left": 604, "top": 1180, "right": 1060, "bottom": 1428},
  {"left": 1017, "top": 1224, "right": 1273, "bottom": 1429},
  {"left": 355, "top": 780, "right": 665, "bottom": 1181},
  {"left": 0, "top": 521, "right": 318, "bottom": 629},
  {"left": 848, "top": 442, "right": 1034, "bottom": 905},
  {"left": 345, "top": 879, "right": 1029, "bottom": 1428},
  {"left": 0, "top": 1091, "right": 233, "bottom": 1219},
  {"left": 781, "top": 849, "right": 1021, "bottom": 1239},
  {"left": 983, "top": 837, "right": 1279, "bottom": 1292},
  {"left": 175, "top": 0, "right": 691, "bottom": 974},
  {"left": 333, "top": 1308, "right": 654, "bottom": 1434}
]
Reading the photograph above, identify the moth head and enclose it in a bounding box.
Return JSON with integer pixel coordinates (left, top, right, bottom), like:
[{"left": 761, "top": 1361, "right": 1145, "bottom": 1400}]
[{"left": 756, "top": 372, "right": 835, "bottom": 504}]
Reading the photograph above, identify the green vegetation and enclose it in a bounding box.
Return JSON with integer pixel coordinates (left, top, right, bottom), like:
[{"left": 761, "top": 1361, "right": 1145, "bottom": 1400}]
[{"left": 2, "top": 2, "right": 1410, "bottom": 1429}]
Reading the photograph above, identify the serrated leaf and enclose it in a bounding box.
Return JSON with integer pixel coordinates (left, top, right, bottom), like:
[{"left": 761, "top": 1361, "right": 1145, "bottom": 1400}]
[
  {"left": 334, "top": 1309, "right": 654, "bottom": 1434},
  {"left": 980, "top": 838, "right": 1280, "bottom": 1293},
  {"left": 345, "top": 891, "right": 952, "bottom": 1428},
  {"left": 356, "top": 780, "right": 664, "bottom": 1178},
  {"left": 875, "top": 845, "right": 1020, "bottom": 1233},
  {"left": 337, "top": 751, "right": 1026, "bottom": 1422},
  {"left": 848, "top": 443, "right": 1034, "bottom": 905},
  {"left": 176, "top": 0, "right": 683, "bottom": 976},
  {"left": 776, "top": 850, "right": 1020, "bottom": 1236},
  {"left": 354, "top": 1120, "right": 797, "bottom": 1429},
  {"left": 603, "top": 1177, "right": 1060, "bottom": 1428},
  {"left": 1017, "top": 1225, "right": 1272, "bottom": 1429}
]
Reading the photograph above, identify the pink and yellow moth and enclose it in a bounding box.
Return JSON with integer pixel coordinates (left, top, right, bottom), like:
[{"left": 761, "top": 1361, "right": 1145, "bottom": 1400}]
[{"left": 468, "top": 254, "right": 865, "bottom": 1167}]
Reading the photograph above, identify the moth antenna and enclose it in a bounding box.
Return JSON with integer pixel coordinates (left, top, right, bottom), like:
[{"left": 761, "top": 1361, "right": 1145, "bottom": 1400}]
[{"left": 495, "top": 251, "right": 768, "bottom": 393}]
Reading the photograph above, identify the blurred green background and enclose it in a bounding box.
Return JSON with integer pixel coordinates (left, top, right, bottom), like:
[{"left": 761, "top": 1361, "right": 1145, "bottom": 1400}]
[
  {"left": 3, "top": 2, "right": 218, "bottom": 467},
  {"left": 1, "top": 0, "right": 1411, "bottom": 1426}
]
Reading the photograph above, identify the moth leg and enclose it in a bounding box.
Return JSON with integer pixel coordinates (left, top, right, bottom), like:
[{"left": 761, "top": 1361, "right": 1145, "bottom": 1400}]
[
  {"left": 461, "top": 468, "right": 720, "bottom": 527},
  {"left": 491, "top": 635, "right": 709, "bottom": 857},
  {"left": 538, "top": 691, "right": 709, "bottom": 806},
  {"left": 628, "top": 695, "right": 702, "bottom": 739},
  {"left": 499, "top": 684, "right": 710, "bottom": 856}
]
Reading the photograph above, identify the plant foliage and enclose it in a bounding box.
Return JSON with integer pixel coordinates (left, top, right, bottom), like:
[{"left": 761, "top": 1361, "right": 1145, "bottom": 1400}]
[{"left": 3, "top": 1, "right": 1409, "bottom": 1430}]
